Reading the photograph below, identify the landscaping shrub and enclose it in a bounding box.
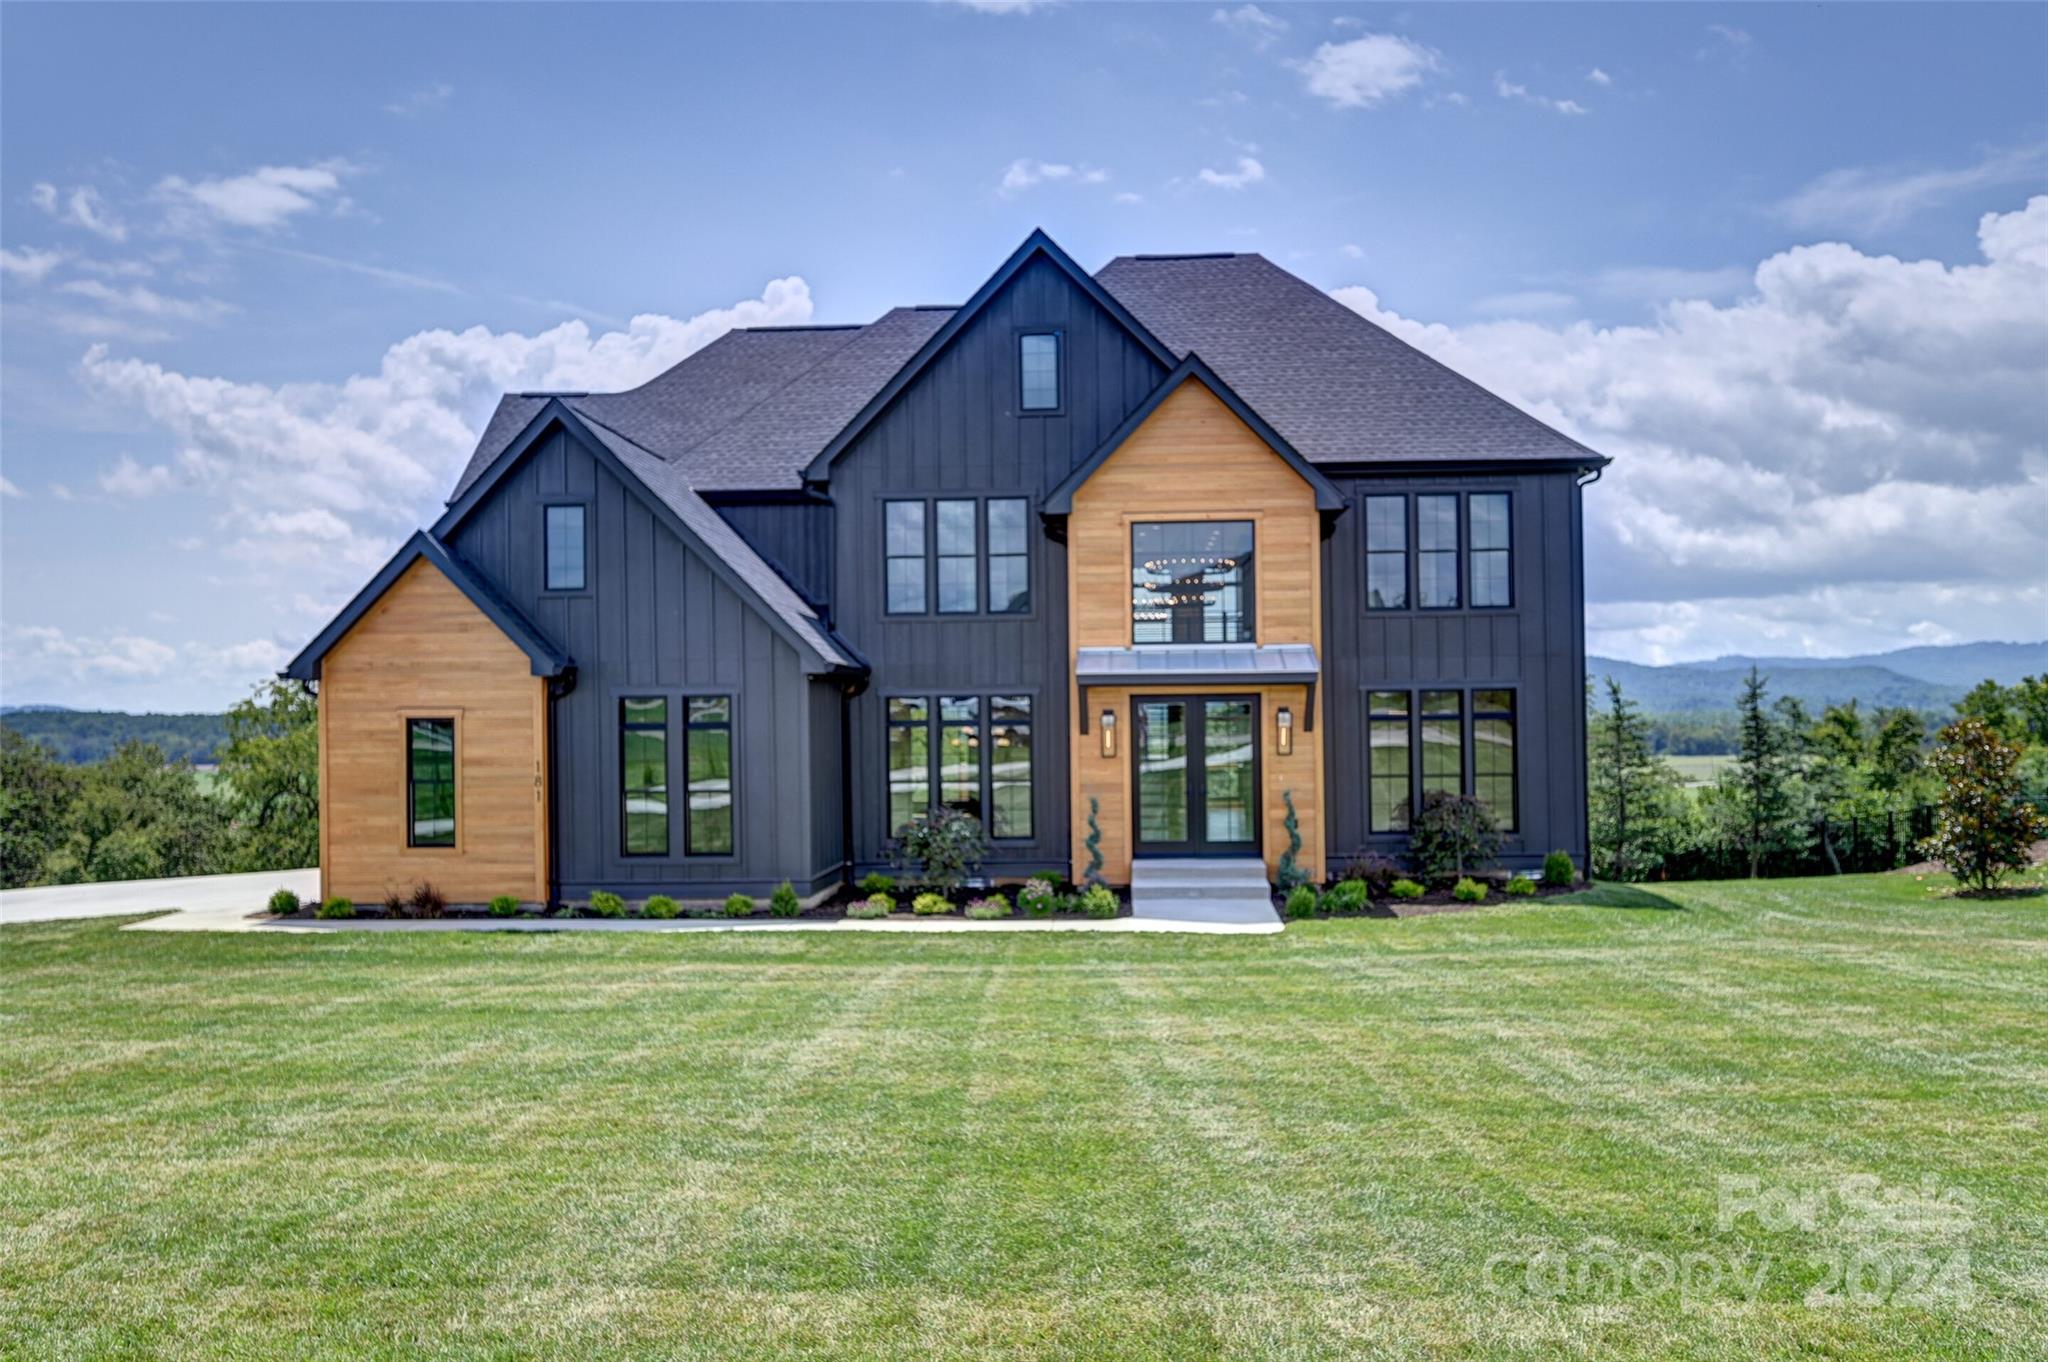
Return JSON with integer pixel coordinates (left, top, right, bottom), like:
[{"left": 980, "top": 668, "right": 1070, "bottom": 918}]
[
  {"left": 1275, "top": 790, "right": 1310, "bottom": 891},
  {"left": 1452, "top": 877, "right": 1489, "bottom": 904},
  {"left": 408, "top": 881, "right": 447, "bottom": 919},
  {"left": 642, "top": 894, "right": 681, "bottom": 919},
  {"left": 1337, "top": 851, "right": 1401, "bottom": 895},
  {"left": 858, "top": 872, "right": 897, "bottom": 895},
  {"left": 1284, "top": 883, "right": 1319, "bottom": 919},
  {"left": 770, "top": 880, "right": 802, "bottom": 917},
  {"left": 965, "top": 895, "right": 1010, "bottom": 920},
  {"left": 381, "top": 890, "right": 405, "bottom": 916},
  {"left": 266, "top": 887, "right": 300, "bottom": 915},
  {"left": 315, "top": 896, "right": 354, "bottom": 919},
  {"left": 1323, "top": 879, "right": 1371, "bottom": 913},
  {"left": 846, "top": 895, "right": 891, "bottom": 919},
  {"left": 911, "top": 891, "right": 953, "bottom": 916},
  {"left": 1017, "top": 876, "right": 1058, "bottom": 918},
  {"left": 588, "top": 891, "right": 626, "bottom": 918},
  {"left": 1411, "top": 792, "right": 1503, "bottom": 881},
  {"left": 488, "top": 894, "right": 521, "bottom": 917},
  {"left": 1920, "top": 717, "right": 2048, "bottom": 892},
  {"left": 1079, "top": 885, "right": 1119, "bottom": 919},
  {"left": 1389, "top": 878, "right": 1425, "bottom": 900},
  {"left": 723, "top": 893, "right": 754, "bottom": 918},
  {"left": 1542, "top": 850, "right": 1577, "bottom": 887},
  {"left": 894, "top": 808, "right": 987, "bottom": 890},
  {"left": 1504, "top": 876, "right": 1537, "bottom": 897}
]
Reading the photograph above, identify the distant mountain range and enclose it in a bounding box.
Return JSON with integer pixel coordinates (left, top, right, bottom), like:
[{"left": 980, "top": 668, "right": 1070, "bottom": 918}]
[{"left": 1589, "top": 641, "right": 2047, "bottom": 715}]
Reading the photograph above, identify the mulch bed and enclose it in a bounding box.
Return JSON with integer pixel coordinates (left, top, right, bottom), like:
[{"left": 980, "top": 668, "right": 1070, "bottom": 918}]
[
  {"left": 1277, "top": 876, "right": 1584, "bottom": 919},
  {"left": 275, "top": 880, "right": 1133, "bottom": 924}
]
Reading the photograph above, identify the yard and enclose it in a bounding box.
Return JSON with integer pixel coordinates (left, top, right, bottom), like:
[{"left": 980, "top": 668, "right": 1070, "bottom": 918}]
[{"left": 2, "top": 873, "right": 2042, "bottom": 1360}]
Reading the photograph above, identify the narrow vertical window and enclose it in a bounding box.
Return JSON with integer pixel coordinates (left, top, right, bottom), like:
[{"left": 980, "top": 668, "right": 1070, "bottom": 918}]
[
  {"left": 1473, "top": 690, "right": 1517, "bottom": 832},
  {"left": 1417, "top": 494, "right": 1460, "bottom": 608},
  {"left": 686, "top": 696, "right": 734, "bottom": 855},
  {"left": 1420, "top": 690, "right": 1464, "bottom": 805},
  {"left": 936, "top": 499, "right": 978, "bottom": 614},
  {"left": 1469, "top": 493, "right": 1511, "bottom": 608},
  {"left": 1019, "top": 332, "right": 1060, "bottom": 411},
  {"left": 887, "top": 697, "right": 929, "bottom": 836},
  {"left": 619, "top": 698, "right": 668, "bottom": 856},
  {"left": 1367, "top": 692, "right": 1410, "bottom": 833},
  {"left": 406, "top": 717, "right": 456, "bottom": 847},
  {"left": 989, "top": 695, "right": 1033, "bottom": 838},
  {"left": 545, "top": 505, "right": 586, "bottom": 591},
  {"left": 884, "top": 500, "right": 926, "bottom": 614},
  {"left": 1364, "top": 495, "right": 1407, "bottom": 610},
  {"left": 939, "top": 696, "right": 983, "bottom": 819},
  {"left": 986, "top": 498, "right": 1031, "bottom": 613}
]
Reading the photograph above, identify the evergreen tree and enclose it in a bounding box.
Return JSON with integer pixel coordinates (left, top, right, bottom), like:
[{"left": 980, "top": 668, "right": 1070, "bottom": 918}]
[
  {"left": 1587, "top": 678, "right": 1672, "bottom": 882},
  {"left": 1720, "top": 667, "right": 1800, "bottom": 878}
]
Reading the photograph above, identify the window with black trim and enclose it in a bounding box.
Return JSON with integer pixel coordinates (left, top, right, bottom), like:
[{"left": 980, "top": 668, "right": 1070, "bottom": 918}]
[
  {"left": 990, "top": 695, "right": 1033, "bottom": 838},
  {"left": 686, "top": 696, "right": 733, "bottom": 855},
  {"left": 987, "top": 498, "right": 1031, "bottom": 613},
  {"left": 936, "top": 499, "right": 978, "bottom": 614},
  {"left": 545, "top": 504, "right": 586, "bottom": 592},
  {"left": 1469, "top": 493, "right": 1511, "bottom": 608},
  {"left": 939, "top": 696, "right": 982, "bottom": 818},
  {"left": 407, "top": 717, "right": 456, "bottom": 847},
  {"left": 1417, "top": 495, "right": 1460, "bottom": 609},
  {"left": 1368, "top": 692, "right": 1411, "bottom": 833},
  {"left": 885, "top": 501, "right": 927, "bottom": 614},
  {"left": 1473, "top": 689, "right": 1517, "bottom": 832},
  {"left": 1364, "top": 495, "right": 1407, "bottom": 610},
  {"left": 1132, "top": 520, "right": 1255, "bottom": 644},
  {"left": 885, "top": 693, "right": 1035, "bottom": 840},
  {"left": 1420, "top": 690, "right": 1463, "bottom": 804},
  {"left": 620, "top": 698, "right": 668, "bottom": 856},
  {"left": 887, "top": 697, "right": 929, "bottom": 835},
  {"left": 1019, "top": 332, "right": 1060, "bottom": 411}
]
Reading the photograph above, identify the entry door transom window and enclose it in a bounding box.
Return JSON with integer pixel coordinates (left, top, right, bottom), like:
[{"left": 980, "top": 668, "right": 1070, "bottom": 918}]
[{"left": 1131, "top": 521, "right": 1254, "bottom": 644}]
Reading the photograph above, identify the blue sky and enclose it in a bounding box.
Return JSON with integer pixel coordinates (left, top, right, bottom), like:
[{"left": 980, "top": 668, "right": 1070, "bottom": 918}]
[{"left": 3, "top": 2, "right": 2045, "bottom": 710}]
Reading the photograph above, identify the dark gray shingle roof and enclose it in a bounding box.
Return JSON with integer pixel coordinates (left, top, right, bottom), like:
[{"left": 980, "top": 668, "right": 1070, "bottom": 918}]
[{"left": 1095, "top": 252, "right": 1598, "bottom": 465}]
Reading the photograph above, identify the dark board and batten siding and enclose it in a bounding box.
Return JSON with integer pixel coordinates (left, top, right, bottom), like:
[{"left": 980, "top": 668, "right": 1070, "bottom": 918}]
[
  {"left": 446, "top": 426, "right": 843, "bottom": 898},
  {"left": 712, "top": 498, "right": 835, "bottom": 617},
  {"left": 829, "top": 254, "right": 1169, "bottom": 875},
  {"left": 1319, "top": 469, "right": 1590, "bottom": 872}
]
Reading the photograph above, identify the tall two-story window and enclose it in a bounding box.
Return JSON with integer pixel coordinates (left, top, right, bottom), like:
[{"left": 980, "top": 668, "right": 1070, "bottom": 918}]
[
  {"left": 936, "top": 499, "right": 978, "bottom": 614},
  {"left": 1019, "top": 332, "right": 1060, "bottom": 411},
  {"left": 887, "top": 698, "right": 929, "bottom": 834},
  {"left": 1420, "top": 691, "right": 1464, "bottom": 804},
  {"left": 1131, "top": 521, "right": 1255, "bottom": 644},
  {"left": 544, "top": 505, "right": 586, "bottom": 591},
  {"left": 989, "top": 695, "right": 1033, "bottom": 838},
  {"left": 1473, "top": 689, "right": 1517, "bottom": 831},
  {"left": 885, "top": 501, "right": 927, "bottom": 614},
  {"left": 1417, "top": 495, "right": 1460, "bottom": 609},
  {"left": 1364, "top": 495, "right": 1407, "bottom": 610},
  {"left": 1469, "top": 493, "right": 1512, "bottom": 608},
  {"left": 406, "top": 717, "right": 456, "bottom": 847},
  {"left": 686, "top": 697, "right": 734, "bottom": 855},
  {"left": 619, "top": 698, "right": 668, "bottom": 856},
  {"left": 986, "top": 498, "right": 1031, "bottom": 613},
  {"left": 1368, "top": 692, "right": 1411, "bottom": 833}
]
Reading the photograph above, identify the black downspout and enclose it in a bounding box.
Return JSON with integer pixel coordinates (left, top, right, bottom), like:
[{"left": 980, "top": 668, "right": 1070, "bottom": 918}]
[{"left": 546, "top": 668, "right": 578, "bottom": 908}]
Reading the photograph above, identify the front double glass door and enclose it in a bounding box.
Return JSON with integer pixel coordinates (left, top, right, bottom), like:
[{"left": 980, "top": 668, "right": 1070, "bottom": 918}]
[{"left": 1133, "top": 696, "right": 1260, "bottom": 855}]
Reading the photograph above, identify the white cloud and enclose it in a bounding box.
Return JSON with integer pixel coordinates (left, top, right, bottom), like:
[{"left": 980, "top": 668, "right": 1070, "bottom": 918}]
[
  {"left": 1494, "top": 72, "right": 1590, "bottom": 115},
  {"left": 0, "top": 476, "right": 24, "bottom": 499},
  {"left": 78, "top": 276, "right": 816, "bottom": 603},
  {"left": 997, "top": 159, "right": 1110, "bottom": 196},
  {"left": 1341, "top": 243, "right": 1365, "bottom": 259},
  {"left": 3, "top": 624, "right": 178, "bottom": 682},
  {"left": 1699, "top": 23, "right": 1753, "bottom": 65},
  {"left": 0, "top": 246, "right": 65, "bottom": 283},
  {"left": 57, "top": 279, "right": 233, "bottom": 323},
  {"left": 1114, "top": 191, "right": 1145, "bottom": 205},
  {"left": 97, "top": 454, "right": 178, "bottom": 498},
  {"left": 30, "top": 183, "right": 126, "bottom": 241},
  {"left": 255, "top": 244, "right": 464, "bottom": 295},
  {"left": 1591, "top": 264, "right": 1752, "bottom": 305},
  {"left": 1471, "top": 289, "right": 1578, "bottom": 318},
  {"left": 155, "top": 159, "right": 358, "bottom": 231},
  {"left": 1587, "top": 67, "right": 1612, "bottom": 86},
  {"left": 1776, "top": 144, "right": 2048, "bottom": 233},
  {"left": 1332, "top": 196, "right": 2048, "bottom": 662},
  {"left": 384, "top": 82, "right": 453, "bottom": 116},
  {"left": 1197, "top": 155, "right": 1266, "bottom": 191},
  {"left": 1294, "top": 34, "right": 1438, "bottom": 109},
  {"left": 1213, "top": 4, "right": 1287, "bottom": 49}
]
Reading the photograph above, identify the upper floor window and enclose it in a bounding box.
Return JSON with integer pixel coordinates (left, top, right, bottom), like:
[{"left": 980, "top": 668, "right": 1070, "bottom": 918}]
[
  {"left": 884, "top": 497, "right": 1031, "bottom": 615},
  {"left": 1468, "top": 493, "right": 1512, "bottom": 608},
  {"left": 406, "top": 717, "right": 456, "bottom": 848},
  {"left": 1364, "top": 495, "right": 1407, "bottom": 610},
  {"left": 545, "top": 504, "right": 586, "bottom": 592},
  {"left": 1019, "top": 332, "right": 1060, "bottom": 411},
  {"left": 1417, "top": 495, "right": 1460, "bottom": 609},
  {"left": 1132, "top": 520, "right": 1254, "bottom": 644}
]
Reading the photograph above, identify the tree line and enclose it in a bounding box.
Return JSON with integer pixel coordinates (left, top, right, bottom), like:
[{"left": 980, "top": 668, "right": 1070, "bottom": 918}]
[{"left": 1590, "top": 671, "right": 2048, "bottom": 885}]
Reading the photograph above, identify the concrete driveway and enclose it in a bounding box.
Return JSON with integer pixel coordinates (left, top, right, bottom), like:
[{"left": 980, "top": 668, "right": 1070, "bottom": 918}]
[{"left": 0, "top": 868, "right": 319, "bottom": 927}]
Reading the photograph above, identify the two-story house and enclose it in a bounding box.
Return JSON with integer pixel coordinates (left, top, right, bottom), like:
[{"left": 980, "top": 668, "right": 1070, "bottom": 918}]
[{"left": 285, "top": 231, "right": 1607, "bottom": 906}]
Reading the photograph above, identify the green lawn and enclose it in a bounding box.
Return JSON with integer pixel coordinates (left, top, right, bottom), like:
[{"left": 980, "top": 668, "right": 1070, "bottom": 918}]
[
  {"left": 3, "top": 874, "right": 2043, "bottom": 1360},
  {"left": 1661, "top": 753, "right": 1736, "bottom": 788}
]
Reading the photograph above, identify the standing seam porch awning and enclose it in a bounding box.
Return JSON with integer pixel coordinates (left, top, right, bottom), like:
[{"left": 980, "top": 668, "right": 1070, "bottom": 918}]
[{"left": 1074, "top": 644, "right": 1320, "bottom": 733}]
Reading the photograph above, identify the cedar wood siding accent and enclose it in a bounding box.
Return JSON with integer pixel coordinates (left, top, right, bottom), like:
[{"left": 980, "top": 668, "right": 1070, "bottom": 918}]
[
  {"left": 1066, "top": 379, "right": 1326, "bottom": 885},
  {"left": 317, "top": 558, "right": 547, "bottom": 904},
  {"left": 830, "top": 253, "right": 1168, "bottom": 875},
  {"left": 443, "top": 425, "right": 843, "bottom": 898},
  {"left": 1319, "top": 468, "right": 1590, "bottom": 873}
]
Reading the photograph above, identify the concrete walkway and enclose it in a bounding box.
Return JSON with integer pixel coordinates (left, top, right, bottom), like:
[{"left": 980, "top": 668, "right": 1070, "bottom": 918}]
[{"left": 0, "top": 869, "right": 1282, "bottom": 935}]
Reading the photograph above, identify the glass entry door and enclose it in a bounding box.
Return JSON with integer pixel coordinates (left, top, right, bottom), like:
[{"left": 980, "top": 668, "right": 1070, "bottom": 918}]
[{"left": 1132, "top": 695, "right": 1261, "bottom": 856}]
